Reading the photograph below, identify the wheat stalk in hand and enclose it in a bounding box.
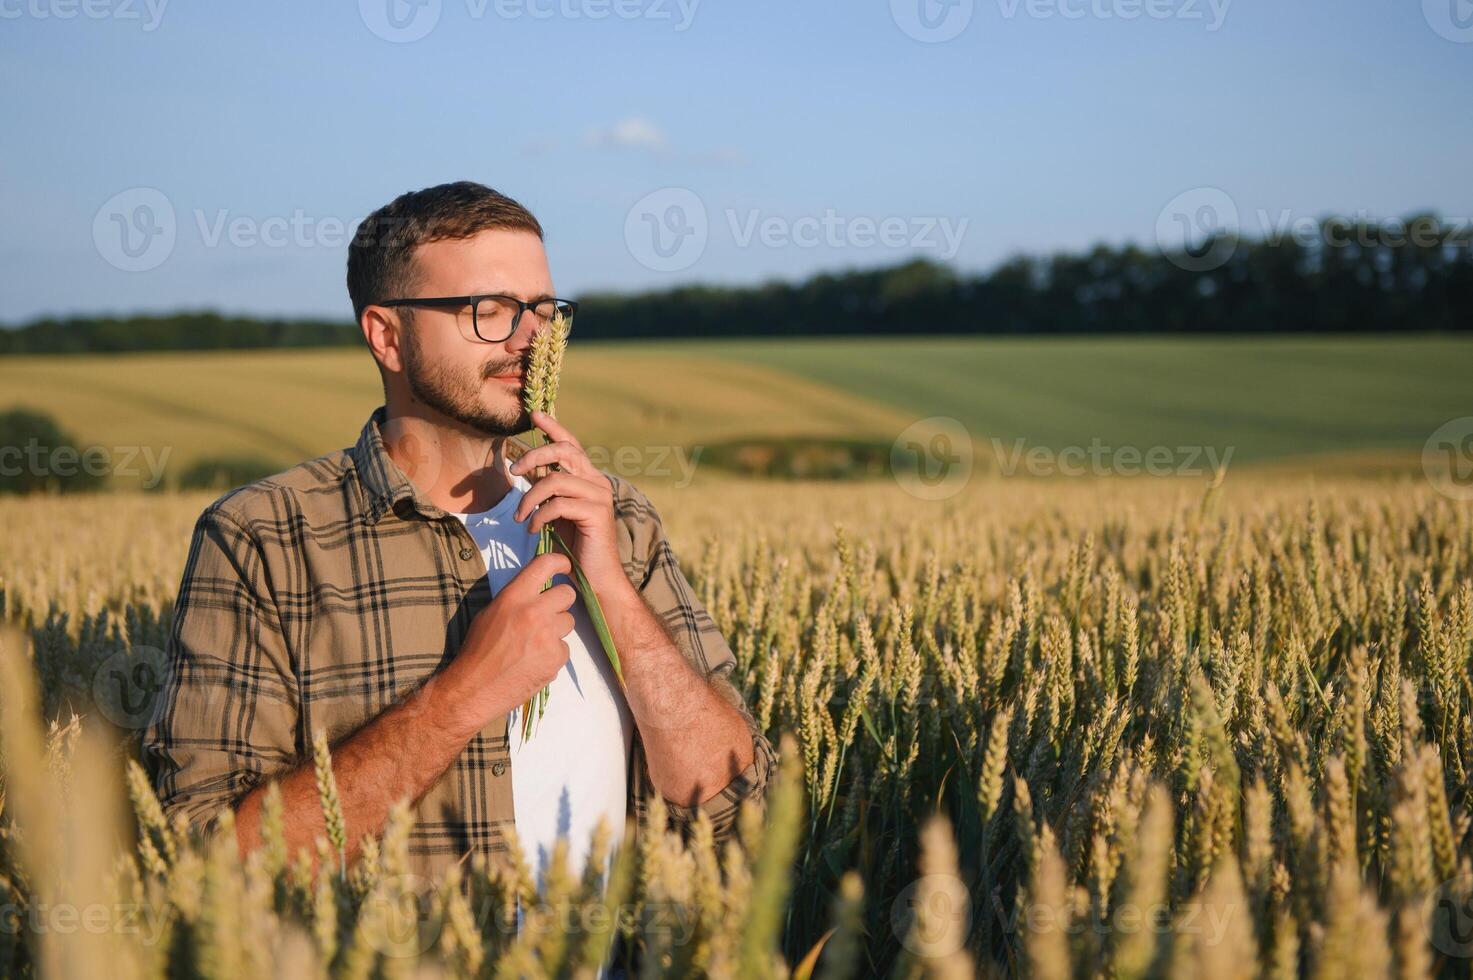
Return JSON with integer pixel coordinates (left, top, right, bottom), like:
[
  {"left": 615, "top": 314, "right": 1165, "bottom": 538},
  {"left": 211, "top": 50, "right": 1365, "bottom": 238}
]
[{"left": 518, "top": 312, "right": 623, "bottom": 739}]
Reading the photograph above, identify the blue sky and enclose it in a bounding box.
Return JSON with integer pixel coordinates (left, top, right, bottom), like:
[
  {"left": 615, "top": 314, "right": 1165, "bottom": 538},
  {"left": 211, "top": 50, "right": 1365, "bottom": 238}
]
[{"left": 1, "top": 0, "right": 1469, "bottom": 322}]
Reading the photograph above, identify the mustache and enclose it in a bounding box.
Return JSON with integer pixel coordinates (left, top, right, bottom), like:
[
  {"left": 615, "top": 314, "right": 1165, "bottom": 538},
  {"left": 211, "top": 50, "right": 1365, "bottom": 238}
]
[{"left": 480, "top": 357, "right": 527, "bottom": 379}]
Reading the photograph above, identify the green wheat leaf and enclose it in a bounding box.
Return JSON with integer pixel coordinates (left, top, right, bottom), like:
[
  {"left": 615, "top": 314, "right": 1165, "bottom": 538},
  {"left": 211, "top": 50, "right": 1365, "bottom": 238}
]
[{"left": 548, "top": 524, "right": 624, "bottom": 686}]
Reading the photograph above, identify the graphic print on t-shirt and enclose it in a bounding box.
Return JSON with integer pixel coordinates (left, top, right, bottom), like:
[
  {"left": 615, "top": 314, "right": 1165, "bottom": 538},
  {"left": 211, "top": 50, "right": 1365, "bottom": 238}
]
[{"left": 483, "top": 537, "right": 523, "bottom": 572}]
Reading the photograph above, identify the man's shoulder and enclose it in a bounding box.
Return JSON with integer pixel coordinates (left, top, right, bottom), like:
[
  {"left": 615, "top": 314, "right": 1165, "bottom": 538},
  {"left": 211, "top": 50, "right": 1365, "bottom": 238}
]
[
  {"left": 604, "top": 471, "right": 661, "bottom": 527},
  {"left": 199, "top": 447, "right": 359, "bottom": 530},
  {"left": 602, "top": 472, "right": 671, "bottom": 577}
]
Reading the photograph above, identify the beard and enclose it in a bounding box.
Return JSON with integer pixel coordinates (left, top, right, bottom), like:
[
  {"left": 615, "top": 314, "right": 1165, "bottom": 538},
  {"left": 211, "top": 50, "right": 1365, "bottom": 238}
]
[{"left": 401, "top": 330, "right": 529, "bottom": 437}]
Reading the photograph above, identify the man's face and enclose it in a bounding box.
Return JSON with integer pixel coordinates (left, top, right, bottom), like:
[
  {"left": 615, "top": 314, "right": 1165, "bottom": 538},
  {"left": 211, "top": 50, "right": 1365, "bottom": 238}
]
[{"left": 396, "top": 228, "right": 555, "bottom": 437}]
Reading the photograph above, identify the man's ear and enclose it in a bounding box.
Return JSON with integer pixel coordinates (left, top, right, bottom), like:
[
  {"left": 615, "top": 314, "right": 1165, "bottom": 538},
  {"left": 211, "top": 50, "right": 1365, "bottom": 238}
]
[{"left": 361, "top": 306, "right": 405, "bottom": 375}]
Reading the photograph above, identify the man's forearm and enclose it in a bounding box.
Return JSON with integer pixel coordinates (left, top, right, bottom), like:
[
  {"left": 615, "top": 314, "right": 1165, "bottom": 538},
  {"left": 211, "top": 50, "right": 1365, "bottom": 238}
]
[
  {"left": 233, "top": 658, "right": 496, "bottom": 864},
  {"left": 599, "top": 579, "right": 755, "bottom": 808}
]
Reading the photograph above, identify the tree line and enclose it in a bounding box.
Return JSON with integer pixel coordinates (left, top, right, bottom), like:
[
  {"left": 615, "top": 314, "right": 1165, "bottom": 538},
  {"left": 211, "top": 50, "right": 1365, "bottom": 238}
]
[
  {"left": 0, "top": 311, "right": 358, "bottom": 355},
  {"left": 4, "top": 213, "right": 1468, "bottom": 353}
]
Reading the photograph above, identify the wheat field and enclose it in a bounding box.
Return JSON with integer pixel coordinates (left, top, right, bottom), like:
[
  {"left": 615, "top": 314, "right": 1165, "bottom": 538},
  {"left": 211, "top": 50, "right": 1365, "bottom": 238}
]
[
  {"left": 2, "top": 471, "right": 1472, "bottom": 977},
  {"left": 3, "top": 337, "right": 1470, "bottom": 488}
]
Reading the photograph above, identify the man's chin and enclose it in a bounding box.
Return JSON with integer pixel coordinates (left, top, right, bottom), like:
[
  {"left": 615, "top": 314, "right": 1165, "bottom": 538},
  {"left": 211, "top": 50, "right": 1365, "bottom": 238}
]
[
  {"left": 466, "top": 402, "right": 530, "bottom": 438},
  {"left": 427, "top": 401, "right": 525, "bottom": 439},
  {"left": 445, "top": 381, "right": 523, "bottom": 437},
  {"left": 482, "top": 390, "right": 531, "bottom": 435}
]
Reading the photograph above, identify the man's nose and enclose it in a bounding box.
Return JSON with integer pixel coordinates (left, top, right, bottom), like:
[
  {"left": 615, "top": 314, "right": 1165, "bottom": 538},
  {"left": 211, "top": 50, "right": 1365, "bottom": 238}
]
[{"left": 504, "top": 313, "right": 538, "bottom": 353}]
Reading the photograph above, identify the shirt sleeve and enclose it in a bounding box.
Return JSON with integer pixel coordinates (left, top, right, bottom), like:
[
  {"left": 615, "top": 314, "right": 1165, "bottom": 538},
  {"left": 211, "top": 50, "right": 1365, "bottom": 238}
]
[
  {"left": 142, "top": 500, "right": 300, "bottom": 832},
  {"left": 611, "top": 475, "right": 775, "bottom": 842}
]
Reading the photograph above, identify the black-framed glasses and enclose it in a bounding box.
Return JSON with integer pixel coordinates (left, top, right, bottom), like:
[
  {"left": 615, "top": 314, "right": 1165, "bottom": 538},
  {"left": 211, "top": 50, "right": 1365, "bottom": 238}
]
[{"left": 375, "top": 294, "right": 577, "bottom": 343}]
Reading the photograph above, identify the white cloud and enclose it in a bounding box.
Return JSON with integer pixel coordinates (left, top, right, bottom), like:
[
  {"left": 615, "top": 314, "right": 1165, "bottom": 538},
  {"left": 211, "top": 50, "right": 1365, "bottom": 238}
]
[
  {"left": 549, "top": 117, "right": 744, "bottom": 165},
  {"left": 584, "top": 117, "right": 668, "bottom": 151}
]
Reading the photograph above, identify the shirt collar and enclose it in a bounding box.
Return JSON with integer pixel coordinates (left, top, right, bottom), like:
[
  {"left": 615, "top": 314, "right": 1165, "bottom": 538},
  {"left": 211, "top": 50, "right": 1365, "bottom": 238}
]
[{"left": 350, "top": 406, "right": 532, "bottom": 524}]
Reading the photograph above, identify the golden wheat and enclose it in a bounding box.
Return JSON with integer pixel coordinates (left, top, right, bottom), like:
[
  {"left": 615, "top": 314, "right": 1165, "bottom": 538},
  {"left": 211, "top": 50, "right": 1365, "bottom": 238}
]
[{"left": 0, "top": 471, "right": 1470, "bottom": 976}]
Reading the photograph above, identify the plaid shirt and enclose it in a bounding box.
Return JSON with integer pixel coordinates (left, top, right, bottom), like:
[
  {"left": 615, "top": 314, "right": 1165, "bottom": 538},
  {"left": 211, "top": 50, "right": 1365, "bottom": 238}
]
[{"left": 144, "top": 407, "right": 772, "bottom": 879}]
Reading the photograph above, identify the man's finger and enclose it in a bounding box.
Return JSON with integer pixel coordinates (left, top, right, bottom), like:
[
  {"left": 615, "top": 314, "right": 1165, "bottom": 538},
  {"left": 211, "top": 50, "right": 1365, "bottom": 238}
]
[
  {"left": 512, "top": 440, "right": 596, "bottom": 481},
  {"left": 530, "top": 410, "right": 583, "bottom": 451},
  {"left": 515, "top": 472, "right": 607, "bottom": 523},
  {"left": 509, "top": 552, "right": 571, "bottom": 594},
  {"left": 537, "top": 583, "right": 578, "bottom": 612},
  {"left": 529, "top": 497, "right": 599, "bottom": 535}
]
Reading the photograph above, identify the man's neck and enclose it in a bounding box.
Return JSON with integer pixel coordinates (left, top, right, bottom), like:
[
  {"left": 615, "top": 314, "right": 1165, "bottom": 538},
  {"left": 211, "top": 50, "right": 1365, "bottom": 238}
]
[{"left": 380, "top": 403, "right": 516, "bottom": 515}]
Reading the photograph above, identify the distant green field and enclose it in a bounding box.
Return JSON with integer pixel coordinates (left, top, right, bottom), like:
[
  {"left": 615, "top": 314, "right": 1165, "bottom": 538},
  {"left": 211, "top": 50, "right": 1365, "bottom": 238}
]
[
  {"left": 0, "top": 335, "right": 1467, "bottom": 486},
  {"left": 669, "top": 335, "right": 1473, "bottom": 465}
]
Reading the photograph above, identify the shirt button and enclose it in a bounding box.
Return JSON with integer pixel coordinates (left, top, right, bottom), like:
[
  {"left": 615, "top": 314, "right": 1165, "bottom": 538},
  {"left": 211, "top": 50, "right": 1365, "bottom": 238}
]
[
  {"left": 459, "top": 547, "right": 474, "bottom": 560},
  {"left": 492, "top": 761, "right": 507, "bottom": 777}
]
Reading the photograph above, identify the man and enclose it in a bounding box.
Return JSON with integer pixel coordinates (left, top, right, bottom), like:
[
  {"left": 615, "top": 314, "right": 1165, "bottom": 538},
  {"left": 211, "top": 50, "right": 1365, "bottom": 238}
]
[{"left": 144, "top": 181, "right": 773, "bottom": 882}]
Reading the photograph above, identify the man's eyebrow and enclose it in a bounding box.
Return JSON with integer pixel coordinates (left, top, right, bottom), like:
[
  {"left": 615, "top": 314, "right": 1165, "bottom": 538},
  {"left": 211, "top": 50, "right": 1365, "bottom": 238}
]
[{"left": 473, "top": 288, "right": 556, "bottom": 302}]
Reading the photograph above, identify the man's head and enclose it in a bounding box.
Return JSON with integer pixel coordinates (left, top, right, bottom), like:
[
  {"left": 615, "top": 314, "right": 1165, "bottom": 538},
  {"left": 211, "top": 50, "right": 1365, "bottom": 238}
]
[{"left": 348, "top": 182, "right": 555, "bottom": 437}]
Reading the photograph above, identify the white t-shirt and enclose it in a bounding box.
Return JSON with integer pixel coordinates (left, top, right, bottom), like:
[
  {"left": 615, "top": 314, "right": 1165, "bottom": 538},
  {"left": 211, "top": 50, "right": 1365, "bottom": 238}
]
[{"left": 449, "top": 457, "right": 634, "bottom": 885}]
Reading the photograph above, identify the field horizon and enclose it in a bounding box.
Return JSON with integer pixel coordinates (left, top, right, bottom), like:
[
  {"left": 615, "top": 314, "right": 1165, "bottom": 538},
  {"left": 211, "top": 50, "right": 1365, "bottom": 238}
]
[{"left": 0, "top": 334, "right": 1468, "bottom": 490}]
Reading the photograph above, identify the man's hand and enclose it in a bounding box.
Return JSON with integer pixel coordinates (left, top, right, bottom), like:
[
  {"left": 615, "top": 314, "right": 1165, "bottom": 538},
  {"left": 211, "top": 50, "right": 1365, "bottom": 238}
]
[
  {"left": 510, "top": 418, "right": 756, "bottom": 811},
  {"left": 439, "top": 550, "right": 577, "bottom": 739},
  {"left": 509, "top": 411, "right": 630, "bottom": 598},
  {"left": 235, "top": 551, "right": 577, "bottom": 867}
]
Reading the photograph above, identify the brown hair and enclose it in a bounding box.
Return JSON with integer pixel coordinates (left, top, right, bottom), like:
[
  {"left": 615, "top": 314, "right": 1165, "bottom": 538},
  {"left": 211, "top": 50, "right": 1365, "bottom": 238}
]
[{"left": 346, "top": 181, "right": 543, "bottom": 321}]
